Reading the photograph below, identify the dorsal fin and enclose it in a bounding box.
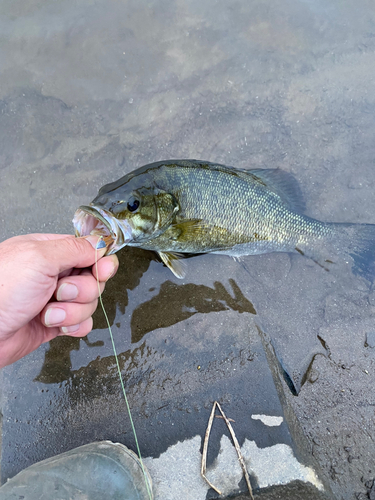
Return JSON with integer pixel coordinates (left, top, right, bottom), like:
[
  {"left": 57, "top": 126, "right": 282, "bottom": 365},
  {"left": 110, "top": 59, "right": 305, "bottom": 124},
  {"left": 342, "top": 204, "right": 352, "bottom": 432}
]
[{"left": 242, "top": 168, "right": 305, "bottom": 213}]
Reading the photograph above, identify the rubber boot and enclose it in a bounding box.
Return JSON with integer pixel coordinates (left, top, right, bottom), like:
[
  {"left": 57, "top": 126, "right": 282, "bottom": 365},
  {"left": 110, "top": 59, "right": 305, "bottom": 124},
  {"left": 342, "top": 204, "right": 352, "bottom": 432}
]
[{"left": 0, "top": 441, "right": 153, "bottom": 500}]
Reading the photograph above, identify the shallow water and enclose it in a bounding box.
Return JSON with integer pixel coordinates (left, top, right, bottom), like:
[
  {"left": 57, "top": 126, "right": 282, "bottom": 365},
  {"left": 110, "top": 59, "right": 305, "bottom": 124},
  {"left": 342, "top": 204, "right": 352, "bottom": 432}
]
[{"left": 1, "top": 0, "right": 375, "bottom": 495}]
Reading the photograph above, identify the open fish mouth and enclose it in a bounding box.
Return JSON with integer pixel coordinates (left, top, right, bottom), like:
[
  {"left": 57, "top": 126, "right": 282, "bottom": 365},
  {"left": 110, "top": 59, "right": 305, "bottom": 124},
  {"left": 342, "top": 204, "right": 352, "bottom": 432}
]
[{"left": 72, "top": 205, "right": 133, "bottom": 254}]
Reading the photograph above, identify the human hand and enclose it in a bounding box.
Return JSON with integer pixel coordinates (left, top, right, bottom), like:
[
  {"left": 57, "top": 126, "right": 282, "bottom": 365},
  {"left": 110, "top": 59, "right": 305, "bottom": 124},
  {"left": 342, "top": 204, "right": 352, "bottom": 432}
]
[{"left": 0, "top": 234, "right": 119, "bottom": 368}]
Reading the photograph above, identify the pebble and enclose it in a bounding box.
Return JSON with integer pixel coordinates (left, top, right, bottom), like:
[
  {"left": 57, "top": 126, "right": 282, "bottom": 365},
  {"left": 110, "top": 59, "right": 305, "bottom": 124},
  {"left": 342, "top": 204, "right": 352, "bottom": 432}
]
[{"left": 365, "top": 332, "right": 375, "bottom": 348}]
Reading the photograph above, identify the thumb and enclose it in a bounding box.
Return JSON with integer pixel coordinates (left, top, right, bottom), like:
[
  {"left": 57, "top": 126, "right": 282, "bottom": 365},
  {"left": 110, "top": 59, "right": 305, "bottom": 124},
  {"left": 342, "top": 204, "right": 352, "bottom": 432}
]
[{"left": 40, "top": 235, "right": 108, "bottom": 275}]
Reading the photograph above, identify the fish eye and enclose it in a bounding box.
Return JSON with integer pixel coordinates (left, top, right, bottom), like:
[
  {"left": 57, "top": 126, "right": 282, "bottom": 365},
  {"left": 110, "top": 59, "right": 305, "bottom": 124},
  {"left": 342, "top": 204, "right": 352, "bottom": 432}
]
[{"left": 127, "top": 198, "right": 140, "bottom": 212}]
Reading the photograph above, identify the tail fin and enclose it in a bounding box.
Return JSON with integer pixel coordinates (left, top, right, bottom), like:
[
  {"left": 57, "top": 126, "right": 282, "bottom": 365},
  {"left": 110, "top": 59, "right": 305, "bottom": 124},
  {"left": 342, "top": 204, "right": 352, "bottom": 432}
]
[{"left": 297, "top": 222, "right": 375, "bottom": 281}]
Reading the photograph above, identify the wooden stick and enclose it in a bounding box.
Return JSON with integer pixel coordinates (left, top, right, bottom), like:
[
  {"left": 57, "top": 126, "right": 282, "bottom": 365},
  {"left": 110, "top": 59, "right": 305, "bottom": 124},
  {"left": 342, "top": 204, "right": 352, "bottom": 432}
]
[
  {"left": 201, "top": 401, "right": 254, "bottom": 499},
  {"left": 216, "top": 402, "right": 254, "bottom": 500},
  {"left": 201, "top": 401, "right": 222, "bottom": 495},
  {"left": 215, "top": 415, "right": 235, "bottom": 422}
]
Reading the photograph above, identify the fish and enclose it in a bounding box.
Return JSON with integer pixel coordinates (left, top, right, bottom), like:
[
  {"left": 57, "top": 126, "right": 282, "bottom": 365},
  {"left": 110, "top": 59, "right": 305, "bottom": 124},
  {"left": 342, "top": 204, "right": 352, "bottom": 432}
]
[{"left": 73, "top": 159, "right": 375, "bottom": 280}]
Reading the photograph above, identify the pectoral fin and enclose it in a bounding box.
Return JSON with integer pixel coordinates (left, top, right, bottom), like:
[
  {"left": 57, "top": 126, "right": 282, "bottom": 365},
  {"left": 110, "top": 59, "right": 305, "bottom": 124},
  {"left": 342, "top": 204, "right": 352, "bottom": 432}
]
[
  {"left": 168, "top": 219, "right": 213, "bottom": 241},
  {"left": 158, "top": 251, "right": 187, "bottom": 279}
]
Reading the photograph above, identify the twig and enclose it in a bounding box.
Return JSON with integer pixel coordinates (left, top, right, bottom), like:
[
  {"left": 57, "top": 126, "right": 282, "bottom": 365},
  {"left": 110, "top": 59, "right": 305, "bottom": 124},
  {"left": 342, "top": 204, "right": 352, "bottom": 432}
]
[
  {"left": 201, "top": 401, "right": 254, "bottom": 499},
  {"left": 201, "top": 402, "right": 222, "bottom": 495},
  {"left": 215, "top": 415, "right": 235, "bottom": 422},
  {"left": 216, "top": 402, "right": 254, "bottom": 500}
]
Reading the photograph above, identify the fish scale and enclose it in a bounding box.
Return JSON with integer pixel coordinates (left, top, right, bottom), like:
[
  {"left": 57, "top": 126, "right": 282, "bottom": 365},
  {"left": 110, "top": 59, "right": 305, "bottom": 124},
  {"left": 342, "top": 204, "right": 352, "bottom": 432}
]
[{"left": 138, "top": 163, "right": 328, "bottom": 254}]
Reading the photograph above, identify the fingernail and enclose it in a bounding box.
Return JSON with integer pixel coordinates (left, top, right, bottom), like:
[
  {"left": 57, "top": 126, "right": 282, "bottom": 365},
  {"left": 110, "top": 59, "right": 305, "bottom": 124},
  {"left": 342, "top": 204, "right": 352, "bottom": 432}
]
[
  {"left": 60, "top": 324, "right": 80, "bottom": 334},
  {"left": 45, "top": 308, "right": 66, "bottom": 327},
  {"left": 57, "top": 283, "right": 78, "bottom": 301},
  {"left": 84, "top": 236, "right": 107, "bottom": 252},
  {"left": 96, "top": 239, "right": 106, "bottom": 249}
]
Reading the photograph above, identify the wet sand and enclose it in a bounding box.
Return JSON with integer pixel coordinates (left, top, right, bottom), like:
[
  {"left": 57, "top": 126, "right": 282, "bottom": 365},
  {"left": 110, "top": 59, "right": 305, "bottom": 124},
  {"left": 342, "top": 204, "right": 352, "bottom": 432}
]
[{"left": 1, "top": 0, "right": 375, "bottom": 498}]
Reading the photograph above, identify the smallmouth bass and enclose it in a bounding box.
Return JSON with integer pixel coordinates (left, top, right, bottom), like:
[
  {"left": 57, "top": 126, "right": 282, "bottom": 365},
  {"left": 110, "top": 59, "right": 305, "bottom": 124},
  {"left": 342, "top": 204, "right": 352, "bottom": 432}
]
[{"left": 73, "top": 159, "right": 375, "bottom": 279}]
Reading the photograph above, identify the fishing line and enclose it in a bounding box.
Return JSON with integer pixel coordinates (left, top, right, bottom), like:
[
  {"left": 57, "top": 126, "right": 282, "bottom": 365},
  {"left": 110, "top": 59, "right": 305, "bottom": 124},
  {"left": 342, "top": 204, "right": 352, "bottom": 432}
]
[{"left": 95, "top": 238, "right": 153, "bottom": 499}]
